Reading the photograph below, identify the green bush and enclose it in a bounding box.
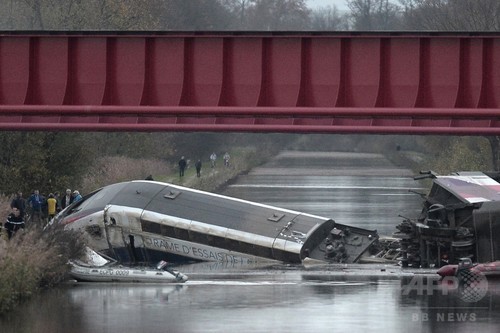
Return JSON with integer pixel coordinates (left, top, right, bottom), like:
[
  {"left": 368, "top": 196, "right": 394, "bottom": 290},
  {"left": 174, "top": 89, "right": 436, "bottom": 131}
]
[{"left": 0, "top": 224, "right": 85, "bottom": 313}]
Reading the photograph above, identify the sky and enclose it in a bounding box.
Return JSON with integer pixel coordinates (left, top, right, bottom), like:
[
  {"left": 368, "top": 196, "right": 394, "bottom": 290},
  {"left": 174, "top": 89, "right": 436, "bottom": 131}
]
[{"left": 306, "top": 0, "right": 349, "bottom": 11}]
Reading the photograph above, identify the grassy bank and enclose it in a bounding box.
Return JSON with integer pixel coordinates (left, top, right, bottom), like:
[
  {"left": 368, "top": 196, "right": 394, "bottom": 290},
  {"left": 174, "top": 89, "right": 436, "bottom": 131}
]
[
  {"left": 384, "top": 149, "right": 427, "bottom": 174},
  {"left": 0, "top": 224, "right": 85, "bottom": 313},
  {"left": 159, "top": 146, "right": 275, "bottom": 193}
]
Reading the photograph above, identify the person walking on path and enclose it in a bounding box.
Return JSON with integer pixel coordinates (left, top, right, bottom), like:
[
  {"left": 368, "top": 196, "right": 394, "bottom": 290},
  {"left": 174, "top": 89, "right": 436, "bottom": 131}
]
[
  {"left": 223, "top": 152, "right": 230, "bottom": 167},
  {"left": 195, "top": 160, "right": 202, "bottom": 177},
  {"left": 210, "top": 152, "right": 217, "bottom": 168},
  {"left": 179, "top": 156, "right": 187, "bottom": 177}
]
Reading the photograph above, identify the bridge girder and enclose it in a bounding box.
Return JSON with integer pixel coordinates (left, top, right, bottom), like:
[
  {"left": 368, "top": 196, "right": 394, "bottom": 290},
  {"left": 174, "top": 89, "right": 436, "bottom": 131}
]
[{"left": 1, "top": 31, "right": 500, "bottom": 134}]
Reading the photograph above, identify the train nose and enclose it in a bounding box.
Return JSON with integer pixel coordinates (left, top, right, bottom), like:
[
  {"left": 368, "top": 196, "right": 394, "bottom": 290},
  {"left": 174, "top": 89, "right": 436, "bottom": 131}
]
[{"left": 437, "top": 264, "right": 457, "bottom": 277}]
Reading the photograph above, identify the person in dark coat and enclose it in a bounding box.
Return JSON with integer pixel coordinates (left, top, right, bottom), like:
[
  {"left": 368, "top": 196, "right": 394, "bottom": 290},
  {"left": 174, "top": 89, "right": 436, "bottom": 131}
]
[
  {"left": 195, "top": 160, "right": 202, "bottom": 177},
  {"left": 179, "top": 156, "right": 187, "bottom": 177},
  {"left": 5, "top": 207, "right": 25, "bottom": 239},
  {"left": 28, "top": 190, "right": 44, "bottom": 224},
  {"left": 10, "top": 191, "right": 26, "bottom": 218},
  {"left": 60, "top": 189, "right": 74, "bottom": 210}
]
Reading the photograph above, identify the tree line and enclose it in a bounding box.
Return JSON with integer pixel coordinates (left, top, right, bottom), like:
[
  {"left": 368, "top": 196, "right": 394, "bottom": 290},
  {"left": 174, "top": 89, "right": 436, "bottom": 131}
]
[
  {"left": 0, "top": 131, "right": 294, "bottom": 197},
  {"left": 1, "top": 0, "right": 499, "bottom": 31}
]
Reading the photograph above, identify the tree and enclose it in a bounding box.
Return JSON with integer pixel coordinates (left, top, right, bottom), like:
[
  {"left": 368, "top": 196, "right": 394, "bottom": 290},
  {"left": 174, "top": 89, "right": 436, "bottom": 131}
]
[
  {"left": 0, "top": 0, "right": 165, "bottom": 30},
  {"left": 399, "top": 0, "right": 500, "bottom": 31},
  {"left": 347, "top": 0, "right": 402, "bottom": 30},
  {"left": 160, "top": 0, "right": 233, "bottom": 30},
  {"left": 0, "top": 132, "right": 95, "bottom": 195},
  {"left": 221, "top": 0, "right": 255, "bottom": 29},
  {"left": 246, "top": 0, "right": 311, "bottom": 30},
  {"left": 309, "top": 5, "right": 350, "bottom": 30}
]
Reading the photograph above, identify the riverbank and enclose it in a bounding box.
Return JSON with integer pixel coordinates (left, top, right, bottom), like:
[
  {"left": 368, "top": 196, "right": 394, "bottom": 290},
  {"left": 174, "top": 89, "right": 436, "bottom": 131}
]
[
  {"left": 159, "top": 146, "right": 279, "bottom": 193},
  {"left": 0, "top": 224, "right": 85, "bottom": 313}
]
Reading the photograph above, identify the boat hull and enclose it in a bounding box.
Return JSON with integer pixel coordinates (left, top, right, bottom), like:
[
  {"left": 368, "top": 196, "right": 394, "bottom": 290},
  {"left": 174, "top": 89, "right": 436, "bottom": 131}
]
[{"left": 69, "top": 262, "right": 188, "bottom": 283}]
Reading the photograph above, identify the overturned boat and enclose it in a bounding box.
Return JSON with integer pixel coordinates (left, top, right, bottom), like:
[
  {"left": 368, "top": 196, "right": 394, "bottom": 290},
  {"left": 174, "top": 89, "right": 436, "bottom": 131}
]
[
  {"left": 55, "top": 180, "right": 378, "bottom": 265},
  {"left": 394, "top": 171, "right": 500, "bottom": 268}
]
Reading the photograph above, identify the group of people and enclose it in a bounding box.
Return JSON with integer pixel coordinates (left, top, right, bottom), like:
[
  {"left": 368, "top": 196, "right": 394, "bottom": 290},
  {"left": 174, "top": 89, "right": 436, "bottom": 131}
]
[
  {"left": 178, "top": 152, "right": 231, "bottom": 178},
  {"left": 3, "top": 188, "right": 83, "bottom": 239},
  {"left": 210, "top": 152, "right": 231, "bottom": 168}
]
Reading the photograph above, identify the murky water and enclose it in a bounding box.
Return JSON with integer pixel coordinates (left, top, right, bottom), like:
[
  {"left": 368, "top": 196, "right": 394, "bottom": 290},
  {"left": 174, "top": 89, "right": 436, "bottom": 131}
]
[
  {"left": 2, "top": 151, "right": 499, "bottom": 333},
  {"left": 223, "top": 151, "right": 425, "bottom": 235}
]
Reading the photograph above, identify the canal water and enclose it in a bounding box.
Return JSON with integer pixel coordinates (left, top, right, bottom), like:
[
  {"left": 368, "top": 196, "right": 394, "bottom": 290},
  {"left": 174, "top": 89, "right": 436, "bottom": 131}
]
[{"left": 2, "top": 151, "right": 500, "bottom": 333}]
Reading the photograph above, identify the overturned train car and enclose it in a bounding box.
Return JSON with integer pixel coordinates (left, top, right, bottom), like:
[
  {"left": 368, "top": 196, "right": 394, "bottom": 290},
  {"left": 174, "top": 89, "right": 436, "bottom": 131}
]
[
  {"left": 394, "top": 171, "right": 500, "bottom": 268},
  {"left": 55, "top": 180, "right": 378, "bottom": 265}
]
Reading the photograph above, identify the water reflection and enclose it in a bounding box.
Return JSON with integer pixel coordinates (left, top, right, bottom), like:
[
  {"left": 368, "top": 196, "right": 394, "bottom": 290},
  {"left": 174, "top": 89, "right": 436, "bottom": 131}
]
[
  {"left": 2, "top": 269, "right": 500, "bottom": 332},
  {"left": 224, "top": 175, "right": 424, "bottom": 235},
  {"left": 397, "top": 277, "right": 500, "bottom": 332}
]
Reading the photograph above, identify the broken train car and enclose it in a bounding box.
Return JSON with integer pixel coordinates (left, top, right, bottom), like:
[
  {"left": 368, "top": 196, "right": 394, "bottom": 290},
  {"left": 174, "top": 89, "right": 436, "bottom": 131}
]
[
  {"left": 55, "top": 180, "right": 378, "bottom": 265},
  {"left": 394, "top": 171, "right": 500, "bottom": 268}
]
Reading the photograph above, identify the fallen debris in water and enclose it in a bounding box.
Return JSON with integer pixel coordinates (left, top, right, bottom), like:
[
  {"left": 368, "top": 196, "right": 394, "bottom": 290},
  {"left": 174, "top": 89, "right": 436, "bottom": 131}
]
[{"left": 393, "top": 171, "right": 500, "bottom": 268}]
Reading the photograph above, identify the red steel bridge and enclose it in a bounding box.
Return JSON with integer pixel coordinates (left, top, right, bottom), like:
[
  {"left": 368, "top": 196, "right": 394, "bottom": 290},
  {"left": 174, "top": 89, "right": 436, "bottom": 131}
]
[{"left": 1, "top": 31, "right": 500, "bottom": 135}]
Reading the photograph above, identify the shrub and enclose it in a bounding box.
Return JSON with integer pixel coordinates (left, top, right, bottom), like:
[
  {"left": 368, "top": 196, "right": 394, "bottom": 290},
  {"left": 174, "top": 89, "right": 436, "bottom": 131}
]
[
  {"left": 0, "top": 223, "right": 85, "bottom": 313},
  {"left": 81, "top": 156, "right": 172, "bottom": 193}
]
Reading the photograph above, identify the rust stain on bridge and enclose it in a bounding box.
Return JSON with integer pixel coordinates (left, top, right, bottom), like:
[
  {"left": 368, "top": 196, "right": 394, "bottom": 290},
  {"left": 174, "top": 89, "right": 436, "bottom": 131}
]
[{"left": 1, "top": 31, "right": 500, "bottom": 134}]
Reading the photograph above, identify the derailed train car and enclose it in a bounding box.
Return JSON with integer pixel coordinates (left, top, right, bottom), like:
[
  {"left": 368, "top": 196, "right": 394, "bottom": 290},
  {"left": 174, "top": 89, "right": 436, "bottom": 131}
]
[
  {"left": 55, "top": 180, "right": 378, "bottom": 265},
  {"left": 394, "top": 171, "right": 500, "bottom": 268}
]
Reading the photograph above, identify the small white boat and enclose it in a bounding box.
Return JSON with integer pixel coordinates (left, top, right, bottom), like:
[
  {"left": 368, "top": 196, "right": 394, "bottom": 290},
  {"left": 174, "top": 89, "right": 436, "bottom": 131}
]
[
  {"left": 69, "top": 261, "right": 188, "bottom": 283},
  {"left": 68, "top": 247, "right": 188, "bottom": 283}
]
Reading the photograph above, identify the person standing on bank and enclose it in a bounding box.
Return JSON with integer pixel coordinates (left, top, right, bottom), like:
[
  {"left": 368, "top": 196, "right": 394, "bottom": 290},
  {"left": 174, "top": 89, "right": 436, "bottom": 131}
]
[
  {"left": 5, "top": 207, "right": 25, "bottom": 239},
  {"left": 73, "top": 190, "right": 82, "bottom": 202},
  {"left": 28, "top": 190, "right": 43, "bottom": 224},
  {"left": 179, "top": 156, "right": 187, "bottom": 177},
  {"left": 195, "top": 159, "right": 202, "bottom": 177},
  {"left": 10, "top": 191, "right": 26, "bottom": 218},
  {"left": 61, "top": 189, "right": 73, "bottom": 210},
  {"left": 47, "top": 193, "right": 57, "bottom": 222}
]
